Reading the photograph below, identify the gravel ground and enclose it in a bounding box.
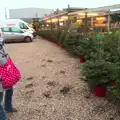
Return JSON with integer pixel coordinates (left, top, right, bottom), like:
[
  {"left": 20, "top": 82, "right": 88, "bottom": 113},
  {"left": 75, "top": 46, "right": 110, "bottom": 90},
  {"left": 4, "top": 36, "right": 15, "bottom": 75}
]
[{"left": 5, "top": 38, "right": 120, "bottom": 120}]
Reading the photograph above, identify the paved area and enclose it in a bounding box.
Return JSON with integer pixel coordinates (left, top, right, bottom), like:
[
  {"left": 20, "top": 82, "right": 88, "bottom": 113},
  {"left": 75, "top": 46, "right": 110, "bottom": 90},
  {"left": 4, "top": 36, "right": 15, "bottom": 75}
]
[{"left": 5, "top": 38, "right": 120, "bottom": 120}]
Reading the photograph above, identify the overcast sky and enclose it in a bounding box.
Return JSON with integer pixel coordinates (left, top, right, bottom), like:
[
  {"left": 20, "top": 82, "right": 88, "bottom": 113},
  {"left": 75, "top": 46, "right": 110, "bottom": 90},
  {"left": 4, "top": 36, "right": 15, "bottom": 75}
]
[{"left": 1, "top": 0, "right": 120, "bottom": 19}]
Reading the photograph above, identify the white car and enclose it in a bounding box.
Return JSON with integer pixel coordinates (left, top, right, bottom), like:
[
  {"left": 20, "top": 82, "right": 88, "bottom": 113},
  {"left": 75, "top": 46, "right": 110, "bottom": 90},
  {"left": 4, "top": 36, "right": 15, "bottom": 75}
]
[{"left": 1, "top": 27, "right": 33, "bottom": 42}]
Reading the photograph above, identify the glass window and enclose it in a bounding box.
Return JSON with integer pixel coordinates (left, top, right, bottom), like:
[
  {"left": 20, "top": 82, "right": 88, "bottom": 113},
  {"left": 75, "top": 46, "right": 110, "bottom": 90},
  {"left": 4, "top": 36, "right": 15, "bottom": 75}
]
[
  {"left": 1, "top": 27, "right": 10, "bottom": 32},
  {"left": 23, "top": 24, "right": 29, "bottom": 29},
  {"left": 19, "top": 22, "right": 29, "bottom": 29},
  {"left": 11, "top": 27, "right": 22, "bottom": 33},
  {"left": 19, "top": 22, "right": 24, "bottom": 29}
]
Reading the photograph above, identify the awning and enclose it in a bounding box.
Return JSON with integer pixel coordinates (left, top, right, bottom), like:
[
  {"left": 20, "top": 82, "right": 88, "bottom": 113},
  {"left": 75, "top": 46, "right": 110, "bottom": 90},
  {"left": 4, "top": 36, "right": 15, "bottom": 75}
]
[
  {"left": 68, "top": 4, "right": 120, "bottom": 16},
  {"left": 111, "top": 14, "right": 120, "bottom": 21}
]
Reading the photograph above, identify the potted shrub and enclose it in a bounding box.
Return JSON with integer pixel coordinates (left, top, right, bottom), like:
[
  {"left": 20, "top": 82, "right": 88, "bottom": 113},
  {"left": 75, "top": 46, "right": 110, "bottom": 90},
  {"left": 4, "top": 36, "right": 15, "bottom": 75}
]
[
  {"left": 74, "top": 37, "right": 99, "bottom": 62},
  {"left": 81, "top": 59, "right": 117, "bottom": 97},
  {"left": 64, "top": 33, "right": 79, "bottom": 56},
  {"left": 101, "top": 31, "right": 120, "bottom": 63},
  {"left": 52, "top": 30, "right": 61, "bottom": 46},
  {"left": 59, "top": 31, "right": 67, "bottom": 48},
  {"left": 107, "top": 63, "right": 120, "bottom": 99}
]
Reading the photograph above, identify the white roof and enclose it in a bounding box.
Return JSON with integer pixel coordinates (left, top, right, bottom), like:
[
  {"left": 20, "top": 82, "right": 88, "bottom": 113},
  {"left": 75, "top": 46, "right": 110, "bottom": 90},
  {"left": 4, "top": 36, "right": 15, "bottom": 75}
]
[{"left": 69, "top": 4, "right": 120, "bottom": 15}]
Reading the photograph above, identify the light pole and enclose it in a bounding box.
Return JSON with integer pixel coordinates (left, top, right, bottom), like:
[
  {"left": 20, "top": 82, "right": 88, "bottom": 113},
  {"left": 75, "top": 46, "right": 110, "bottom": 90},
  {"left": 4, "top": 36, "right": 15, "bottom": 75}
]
[
  {"left": 107, "top": 9, "right": 111, "bottom": 32},
  {"left": 67, "top": 4, "right": 70, "bottom": 29},
  {"left": 56, "top": 8, "right": 60, "bottom": 31},
  {"left": 84, "top": 8, "right": 88, "bottom": 36},
  {"left": 5, "top": 7, "right": 7, "bottom": 19},
  {"left": 44, "top": 14, "right": 47, "bottom": 30},
  {"left": 35, "top": 12, "right": 38, "bottom": 20},
  {"left": 48, "top": 13, "right": 53, "bottom": 31}
]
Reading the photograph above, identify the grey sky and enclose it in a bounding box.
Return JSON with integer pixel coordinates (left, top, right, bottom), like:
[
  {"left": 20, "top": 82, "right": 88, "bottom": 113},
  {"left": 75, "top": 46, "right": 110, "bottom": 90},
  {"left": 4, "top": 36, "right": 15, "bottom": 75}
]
[{"left": 1, "top": 0, "right": 120, "bottom": 19}]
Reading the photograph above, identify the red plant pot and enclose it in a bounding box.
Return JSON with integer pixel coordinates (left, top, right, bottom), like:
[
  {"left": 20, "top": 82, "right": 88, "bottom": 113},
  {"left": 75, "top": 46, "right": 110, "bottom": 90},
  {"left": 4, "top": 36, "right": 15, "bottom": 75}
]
[
  {"left": 42, "top": 36, "right": 46, "bottom": 39},
  {"left": 44, "top": 37, "right": 48, "bottom": 40},
  {"left": 80, "top": 57, "right": 85, "bottom": 63},
  {"left": 40, "top": 35, "right": 43, "bottom": 38},
  {"left": 110, "top": 80, "right": 116, "bottom": 86},
  {"left": 51, "top": 41, "right": 54, "bottom": 43},
  {"left": 61, "top": 46, "right": 65, "bottom": 48},
  {"left": 53, "top": 41, "right": 57, "bottom": 44},
  {"left": 56, "top": 43, "right": 60, "bottom": 46},
  {"left": 41, "top": 36, "right": 48, "bottom": 40},
  {"left": 94, "top": 86, "right": 106, "bottom": 97}
]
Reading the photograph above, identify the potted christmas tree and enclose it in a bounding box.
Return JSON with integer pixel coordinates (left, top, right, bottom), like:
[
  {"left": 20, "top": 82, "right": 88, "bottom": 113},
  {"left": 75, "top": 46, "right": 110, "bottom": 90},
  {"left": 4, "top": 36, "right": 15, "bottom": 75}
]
[
  {"left": 74, "top": 37, "right": 99, "bottom": 63},
  {"left": 107, "top": 62, "right": 120, "bottom": 99},
  {"left": 64, "top": 33, "right": 79, "bottom": 56},
  {"left": 81, "top": 59, "right": 116, "bottom": 97}
]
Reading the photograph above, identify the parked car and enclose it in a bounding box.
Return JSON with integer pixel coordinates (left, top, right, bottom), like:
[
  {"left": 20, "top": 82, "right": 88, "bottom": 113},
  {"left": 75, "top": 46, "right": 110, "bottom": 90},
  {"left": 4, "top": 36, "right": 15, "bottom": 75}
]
[
  {"left": 0, "top": 19, "right": 36, "bottom": 37},
  {"left": 1, "top": 27, "right": 33, "bottom": 42}
]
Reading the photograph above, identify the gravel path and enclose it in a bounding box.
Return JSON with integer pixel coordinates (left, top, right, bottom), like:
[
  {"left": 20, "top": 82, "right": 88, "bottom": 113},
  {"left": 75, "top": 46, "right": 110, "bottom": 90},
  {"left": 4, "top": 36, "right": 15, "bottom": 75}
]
[{"left": 6, "top": 38, "right": 120, "bottom": 120}]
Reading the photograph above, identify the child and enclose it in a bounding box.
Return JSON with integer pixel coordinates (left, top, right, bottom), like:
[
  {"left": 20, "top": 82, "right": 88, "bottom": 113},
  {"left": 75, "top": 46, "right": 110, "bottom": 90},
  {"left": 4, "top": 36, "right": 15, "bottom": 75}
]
[
  {"left": 0, "top": 29, "right": 9, "bottom": 120},
  {"left": 0, "top": 29, "right": 20, "bottom": 120}
]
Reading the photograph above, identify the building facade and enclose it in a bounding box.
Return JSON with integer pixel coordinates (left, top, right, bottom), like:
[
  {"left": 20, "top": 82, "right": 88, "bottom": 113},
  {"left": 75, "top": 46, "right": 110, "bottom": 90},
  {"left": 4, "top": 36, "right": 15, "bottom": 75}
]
[{"left": 9, "top": 8, "right": 54, "bottom": 22}]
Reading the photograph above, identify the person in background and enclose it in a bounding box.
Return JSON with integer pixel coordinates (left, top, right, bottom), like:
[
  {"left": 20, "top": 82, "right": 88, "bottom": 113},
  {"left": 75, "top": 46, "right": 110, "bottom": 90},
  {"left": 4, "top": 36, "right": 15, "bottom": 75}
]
[
  {"left": 32, "top": 21, "right": 36, "bottom": 30},
  {"left": 115, "top": 21, "right": 119, "bottom": 28},
  {"left": 118, "top": 22, "right": 120, "bottom": 28},
  {"left": 0, "top": 30, "right": 17, "bottom": 120}
]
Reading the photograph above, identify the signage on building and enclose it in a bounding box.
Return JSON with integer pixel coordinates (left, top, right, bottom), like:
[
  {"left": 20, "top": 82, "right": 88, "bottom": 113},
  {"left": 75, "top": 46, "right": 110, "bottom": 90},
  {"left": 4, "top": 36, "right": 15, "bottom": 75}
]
[{"left": 96, "top": 16, "right": 106, "bottom": 24}]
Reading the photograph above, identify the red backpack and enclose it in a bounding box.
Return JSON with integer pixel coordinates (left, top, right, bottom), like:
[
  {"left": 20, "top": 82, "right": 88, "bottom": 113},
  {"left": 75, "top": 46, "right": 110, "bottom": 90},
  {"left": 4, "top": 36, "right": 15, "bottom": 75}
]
[
  {"left": 0, "top": 41, "right": 21, "bottom": 89},
  {"left": 0, "top": 57, "right": 21, "bottom": 89}
]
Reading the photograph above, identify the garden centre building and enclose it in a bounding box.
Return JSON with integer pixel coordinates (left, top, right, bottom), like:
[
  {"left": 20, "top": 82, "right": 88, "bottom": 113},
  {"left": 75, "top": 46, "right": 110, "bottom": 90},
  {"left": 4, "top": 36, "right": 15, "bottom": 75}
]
[{"left": 41, "top": 4, "right": 120, "bottom": 32}]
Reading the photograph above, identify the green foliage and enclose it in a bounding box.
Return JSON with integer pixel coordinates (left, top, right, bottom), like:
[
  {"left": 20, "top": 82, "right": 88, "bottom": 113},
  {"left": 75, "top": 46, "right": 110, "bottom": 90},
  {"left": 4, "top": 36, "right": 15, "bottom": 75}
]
[
  {"left": 56, "top": 30, "right": 62, "bottom": 42},
  {"left": 74, "top": 37, "right": 99, "bottom": 60},
  {"left": 39, "top": 30, "right": 67, "bottom": 45},
  {"left": 108, "top": 62, "right": 120, "bottom": 98},
  {"left": 80, "top": 31, "right": 120, "bottom": 98},
  {"left": 58, "top": 31, "right": 67, "bottom": 47},
  {"left": 39, "top": 29, "right": 120, "bottom": 99},
  {"left": 64, "top": 33, "right": 80, "bottom": 56},
  {"left": 81, "top": 59, "right": 117, "bottom": 89},
  {"left": 39, "top": 30, "right": 57, "bottom": 42},
  {"left": 101, "top": 32, "right": 120, "bottom": 62}
]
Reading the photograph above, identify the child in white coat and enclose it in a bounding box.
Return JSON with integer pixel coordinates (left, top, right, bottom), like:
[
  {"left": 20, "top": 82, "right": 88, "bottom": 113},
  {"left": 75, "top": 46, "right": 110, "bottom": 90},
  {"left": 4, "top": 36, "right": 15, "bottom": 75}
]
[{"left": 0, "top": 29, "right": 17, "bottom": 120}]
